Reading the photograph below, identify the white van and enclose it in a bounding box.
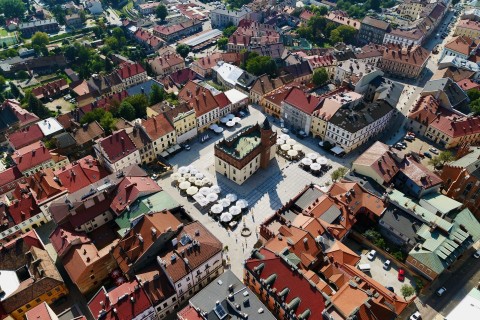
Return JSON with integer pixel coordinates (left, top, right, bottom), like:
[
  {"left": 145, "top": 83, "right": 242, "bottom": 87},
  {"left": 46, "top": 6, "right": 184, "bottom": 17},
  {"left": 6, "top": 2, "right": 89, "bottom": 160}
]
[{"left": 358, "top": 264, "right": 371, "bottom": 272}]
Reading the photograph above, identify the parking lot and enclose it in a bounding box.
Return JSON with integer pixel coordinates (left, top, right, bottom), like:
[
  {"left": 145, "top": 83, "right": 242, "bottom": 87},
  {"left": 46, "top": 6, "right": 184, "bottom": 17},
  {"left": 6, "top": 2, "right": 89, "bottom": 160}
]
[
  {"left": 345, "top": 239, "right": 416, "bottom": 296},
  {"left": 394, "top": 135, "right": 442, "bottom": 169},
  {"left": 45, "top": 97, "right": 75, "bottom": 114}
]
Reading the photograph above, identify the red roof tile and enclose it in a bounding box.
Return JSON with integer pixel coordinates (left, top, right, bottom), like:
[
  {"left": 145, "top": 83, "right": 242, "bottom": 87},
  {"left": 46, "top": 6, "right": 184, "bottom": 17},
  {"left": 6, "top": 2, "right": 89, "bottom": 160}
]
[
  {"left": 49, "top": 224, "right": 90, "bottom": 257},
  {"left": 429, "top": 113, "right": 480, "bottom": 138},
  {"left": 167, "top": 68, "right": 201, "bottom": 86},
  {"left": 141, "top": 113, "right": 175, "bottom": 141},
  {"left": 7, "top": 124, "right": 44, "bottom": 149},
  {"left": 214, "top": 92, "right": 230, "bottom": 109},
  {"left": 8, "top": 193, "right": 41, "bottom": 225},
  {"left": 117, "top": 63, "right": 145, "bottom": 80},
  {"left": 398, "top": 155, "right": 443, "bottom": 189},
  {"left": 0, "top": 167, "right": 24, "bottom": 191},
  {"left": 178, "top": 81, "right": 220, "bottom": 116},
  {"left": 353, "top": 141, "right": 400, "bottom": 184},
  {"left": 55, "top": 156, "right": 109, "bottom": 193},
  {"left": 3, "top": 99, "right": 39, "bottom": 127},
  {"left": 88, "top": 280, "right": 153, "bottom": 320},
  {"left": 31, "top": 78, "right": 68, "bottom": 100},
  {"left": 109, "top": 176, "right": 161, "bottom": 215},
  {"left": 12, "top": 141, "right": 53, "bottom": 172},
  {"left": 98, "top": 130, "right": 138, "bottom": 163},
  {"left": 283, "top": 87, "right": 322, "bottom": 114},
  {"left": 457, "top": 78, "right": 480, "bottom": 91}
]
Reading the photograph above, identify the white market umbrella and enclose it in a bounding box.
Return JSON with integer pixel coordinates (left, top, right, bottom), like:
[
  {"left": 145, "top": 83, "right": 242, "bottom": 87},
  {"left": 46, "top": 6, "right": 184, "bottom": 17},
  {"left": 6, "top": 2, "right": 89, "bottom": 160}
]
[
  {"left": 301, "top": 158, "right": 313, "bottom": 166},
  {"left": 211, "top": 204, "right": 223, "bottom": 214},
  {"left": 214, "top": 127, "right": 224, "bottom": 133},
  {"left": 288, "top": 150, "right": 298, "bottom": 157},
  {"left": 188, "top": 177, "right": 196, "bottom": 183},
  {"left": 232, "top": 117, "right": 241, "bottom": 123},
  {"left": 220, "top": 117, "right": 229, "bottom": 123},
  {"left": 206, "top": 193, "right": 219, "bottom": 202},
  {"left": 220, "top": 212, "right": 233, "bottom": 222},
  {"left": 307, "top": 152, "right": 319, "bottom": 160},
  {"left": 280, "top": 134, "right": 290, "bottom": 140},
  {"left": 236, "top": 199, "right": 248, "bottom": 209},
  {"left": 179, "top": 181, "right": 191, "bottom": 190},
  {"left": 229, "top": 206, "right": 242, "bottom": 216},
  {"left": 177, "top": 177, "right": 186, "bottom": 183},
  {"left": 195, "top": 179, "right": 205, "bottom": 186},
  {"left": 226, "top": 121, "right": 235, "bottom": 127},
  {"left": 286, "top": 138, "right": 296, "bottom": 145},
  {"left": 190, "top": 168, "right": 199, "bottom": 175},
  {"left": 226, "top": 193, "right": 238, "bottom": 202},
  {"left": 186, "top": 186, "right": 199, "bottom": 195},
  {"left": 178, "top": 166, "right": 189, "bottom": 174},
  {"left": 198, "top": 198, "right": 209, "bottom": 207},
  {"left": 218, "top": 198, "right": 231, "bottom": 207},
  {"left": 195, "top": 172, "right": 205, "bottom": 179},
  {"left": 202, "top": 177, "right": 211, "bottom": 185},
  {"left": 199, "top": 187, "right": 211, "bottom": 196},
  {"left": 293, "top": 144, "right": 303, "bottom": 151},
  {"left": 171, "top": 172, "right": 181, "bottom": 180},
  {"left": 317, "top": 157, "right": 328, "bottom": 165},
  {"left": 276, "top": 138, "right": 285, "bottom": 145},
  {"left": 210, "top": 124, "right": 219, "bottom": 130},
  {"left": 281, "top": 144, "right": 291, "bottom": 151},
  {"left": 226, "top": 114, "right": 234, "bottom": 120},
  {"left": 210, "top": 185, "right": 221, "bottom": 193},
  {"left": 310, "top": 163, "right": 321, "bottom": 171}
]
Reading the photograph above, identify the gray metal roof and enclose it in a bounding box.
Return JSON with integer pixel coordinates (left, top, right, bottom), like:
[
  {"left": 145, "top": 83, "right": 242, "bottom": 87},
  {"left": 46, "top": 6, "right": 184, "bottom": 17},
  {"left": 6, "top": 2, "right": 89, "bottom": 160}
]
[
  {"left": 189, "top": 270, "right": 276, "bottom": 320},
  {"left": 294, "top": 186, "right": 324, "bottom": 211}
]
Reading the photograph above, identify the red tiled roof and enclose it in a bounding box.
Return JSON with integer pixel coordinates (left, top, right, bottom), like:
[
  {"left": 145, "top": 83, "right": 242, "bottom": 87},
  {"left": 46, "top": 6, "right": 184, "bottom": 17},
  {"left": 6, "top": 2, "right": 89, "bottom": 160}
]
[
  {"left": 299, "top": 10, "right": 314, "bottom": 21},
  {"left": 141, "top": 113, "right": 175, "bottom": 141},
  {"left": 49, "top": 224, "right": 90, "bottom": 257},
  {"left": 0, "top": 167, "right": 24, "bottom": 190},
  {"left": 7, "top": 124, "right": 44, "bottom": 149},
  {"left": 167, "top": 68, "right": 201, "bottom": 86},
  {"left": 429, "top": 113, "right": 480, "bottom": 138},
  {"left": 148, "top": 53, "right": 184, "bottom": 75},
  {"left": 178, "top": 305, "right": 203, "bottom": 320},
  {"left": 109, "top": 176, "right": 161, "bottom": 215},
  {"left": 80, "top": 91, "right": 128, "bottom": 117},
  {"left": 245, "top": 248, "right": 326, "bottom": 319},
  {"left": 98, "top": 130, "right": 137, "bottom": 163},
  {"left": 326, "top": 11, "right": 360, "bottom": 30},
  {"left": 382, "top": 44, "right": 430, "bottom": 67},
  {"left": 214, "top": 92, "right": 230, "bottom": 109},
  {"left": 31, "top": 78, "right": 68, "bottom": 100},
  {"left": 457, "top": 78, "right": 480, "bottom": 91},
  {"left": 153, "top": 19, "right": 200, "bottom": 36},
  {"left": 178, "top": 81, "right": 220, "bottom": 116},
  {"left": 88, "top": 280, "right": 153, "bottom": 320},
  {"left": 353, "top": 141, "right": 400, "bottom": 184},
  {"left": 8, "top": 193, "right": 41, "bottom": 225},
  {"left": 55, "top": 156, "right": 109, "bottom": 193},
  {"left": 408, "top": 95, "right": 442, "bottom": 126},
  {"left": 117, "top": 63, "right": 145, "bottom": 80},
  {"left": 444, "top": 36, "right": 476, "bottom": 56},
  {"left": 398, "top": 156, "right": 443, "bottom": 189},
  {"left": 284, "top": 87, "right": 322, "bottom": 114},
  {"left": 4, "top": 99, "right": 39, "bottom": 127},
  {"left": 25, "top": 302, "right": 54, "bottom": 320},
  {"left": 12, "top": 141, "right": 53, "bottom": 172}
]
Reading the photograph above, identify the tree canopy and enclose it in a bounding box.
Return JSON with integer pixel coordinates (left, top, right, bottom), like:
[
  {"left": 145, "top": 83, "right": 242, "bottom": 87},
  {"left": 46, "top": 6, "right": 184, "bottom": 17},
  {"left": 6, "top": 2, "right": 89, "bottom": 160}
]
[
  {"left": 246, "top": 55, "right": 277, "bottom": 77},
  {"left": 176, "top": 44, "right": 191, "bottom": 59},
  {"left": 331, "top": 167, "right": 348, "bottom": 182},
  {"left": 329, "top": 25, "right": 357, "bottom": 45},
  {"left": 118, "top": 101, "right": 136, "bottom": 121},
  {"left": 0, "top": 0, "right": 26, "bottom": 19},
  {"left": 31, "top": 32, "right": 49, "bottom": 54},
  {"left": 23, "top": 91, "right": 51, "bottom": 119},
  {"left": 156, "top": 4, "right": 168, "bottom": 21},
  {"left": 217, "top": 37, "right": 228, "bottom": 50},
  {"left": 313, "top": 68, "right": 329, "bottom": 87},
  {"left": 149, "top": 84, "right": 165, "bottom": 106},
  {"left": 124, "top": 94, "right": 149, "bottom": 119},
  {"left": 400, "top": 285, "right": 415, "bottom": 299},
  {"left": 223, "top": 25, "right": 237, "bottom": 38}
]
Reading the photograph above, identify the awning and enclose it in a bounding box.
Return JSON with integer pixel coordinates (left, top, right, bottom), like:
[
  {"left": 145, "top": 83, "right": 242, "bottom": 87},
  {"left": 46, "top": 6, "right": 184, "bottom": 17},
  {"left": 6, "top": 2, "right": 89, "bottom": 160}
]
[
  {"left": 160, "top": 151, "right": 169, "bottom": 158},
  {"left": 331, "top": 146, "right": 345, "bottom": 155}
]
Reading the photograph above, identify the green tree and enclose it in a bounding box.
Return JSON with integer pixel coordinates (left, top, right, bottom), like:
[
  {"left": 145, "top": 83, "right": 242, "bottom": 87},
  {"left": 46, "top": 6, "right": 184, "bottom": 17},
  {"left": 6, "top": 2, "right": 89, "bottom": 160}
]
[
  {"left": 124, "top": 94, "right": 149, "bottom": 118},
  {"left": 26, "top": 92, "right": 51, "bottom": 119},
  {"left": 149, "top": 84, "right": 165, "bottom": 105},
  {"left": 428, "top": 156, "right": 442, "bottom": 168},
  {"left": 0, "top": 75, "right": 6, "bottom": 86},
  {"left": 99, "top": 112, "right": 115, "bottom": 135},
  {"left": 438, "top": 150, "right": 454, "bottom": 164},
  {"left": 223, "top": 24, "right": 237, "bottom": 38},
  {"left": 331, "top": 167, "right": 348, "bottom": 182},
  {"left": 312, "top": 67, "right": 329, "bottom": 87},
  {"left": 118, "top": 101, "right": 136, "bottom": 121},
  {"left": 468, "top": 88, "right": 480, "bottom": 101},
  {"left": 368, "top": 0, "right": 382, "bottom": 12},
  {"left": 329, "top": 25, "right": 357, "bottom": 45},
  {"left": 31, "top": 32, "right": 49, "bottom": 54},
  {"left": 400, "top": 285, "right": 415, "bottom": 299},
  {"left": 217, "top": 37, "right": 228, "bottom": 50},
  {"left": 80, "top": 108, "right": 107, "bottom": 124},
  {"left": 176, "top": 44, "right": 191, "bottom": 59},
  {"left": 9, "top": 82, "right": 20, "bottom": 98},
  {"left": 0, "top": 0, "right": 26, "bottom": 19},
  {"left": 246, "top": 55, "right": 277, "bottom": 76},
  {"left": 156, "top": 4, "right": 168, "bottom": 21}
]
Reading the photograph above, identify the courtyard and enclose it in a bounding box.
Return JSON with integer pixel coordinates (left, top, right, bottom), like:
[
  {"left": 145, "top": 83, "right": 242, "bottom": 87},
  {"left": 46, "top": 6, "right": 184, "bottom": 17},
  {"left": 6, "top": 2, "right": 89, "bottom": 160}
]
[{"left": 158, "top": 105, "right": 351, "bottom": 277}]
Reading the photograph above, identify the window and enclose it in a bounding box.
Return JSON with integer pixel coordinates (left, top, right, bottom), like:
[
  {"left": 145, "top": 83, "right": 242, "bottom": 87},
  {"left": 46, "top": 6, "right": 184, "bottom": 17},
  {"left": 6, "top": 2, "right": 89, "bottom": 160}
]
[
  {"left": 56, "top": 287, "right": 61, "bottom": 292},
  {"left": 90, "top": 275, "right": 95, "bottom": 279},
  {"left": 47, "top": 292, "right": 52, "bottom": 297},
  {"left": 26, "top": 304, "right": 31, "bottom": 308},
  {"left": 178, "top": 283, "right": 181, "bottom": 288}
]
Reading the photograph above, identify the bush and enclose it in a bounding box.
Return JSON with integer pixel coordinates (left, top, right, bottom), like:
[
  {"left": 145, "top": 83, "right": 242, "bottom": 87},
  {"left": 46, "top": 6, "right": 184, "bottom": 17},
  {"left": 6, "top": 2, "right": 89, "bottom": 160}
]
[
  {"left": 392, "top": 251, "right": 405, "bottom": 261},
  {"left": 414, "top": 277, "right": 424, "bottom": 292}
]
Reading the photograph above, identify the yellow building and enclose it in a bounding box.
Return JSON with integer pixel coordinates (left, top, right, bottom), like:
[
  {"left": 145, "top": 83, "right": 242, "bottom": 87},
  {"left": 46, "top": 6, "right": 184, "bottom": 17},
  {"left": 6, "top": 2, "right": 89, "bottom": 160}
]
[
  {"left": 310, "top": 111, "right": 328, "bottom": 140},
  {"left": 455, "top": 19, "right": 480, "bottom": 38},
  {"left": 0, "top": 232, "right": 68, "bottom": 320}
]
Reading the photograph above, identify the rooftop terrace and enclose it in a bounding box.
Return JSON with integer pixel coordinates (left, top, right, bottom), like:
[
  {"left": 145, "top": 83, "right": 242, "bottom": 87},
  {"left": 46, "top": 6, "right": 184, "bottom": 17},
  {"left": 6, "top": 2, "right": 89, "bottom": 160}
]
[{"left": 216, "top": 126, "right": 262, "bottom": 160}]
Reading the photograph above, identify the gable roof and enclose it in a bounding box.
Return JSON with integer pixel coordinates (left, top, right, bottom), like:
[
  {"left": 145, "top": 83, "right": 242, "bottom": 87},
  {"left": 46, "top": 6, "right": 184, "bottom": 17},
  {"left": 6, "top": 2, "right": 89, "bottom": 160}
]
[
  {"left": 178, "top": 81, "right": 220, "bottom": 116},
  {"left": 353, "top": 141, "right": 400, "bottom": 184},
  {"left": 141, "top": 113, "right": 175, "bottom": 141},
  {"left": 98, "top": 129, "right": 138, "bottom": 163},
  {"left": 7, "top": 124, "right": 44, "bottom": 150},
  {"left": 283, "top": 87, "right": 322, "bottom": 114},
  {"left": 12, "top": 141, "right": 53, "bottom": 172},
  {"left": 117, "top": 62, "right": 145, "bottom": 80},
  {"left": 55, "top": 155, "right": 109, "bottom": 193}
]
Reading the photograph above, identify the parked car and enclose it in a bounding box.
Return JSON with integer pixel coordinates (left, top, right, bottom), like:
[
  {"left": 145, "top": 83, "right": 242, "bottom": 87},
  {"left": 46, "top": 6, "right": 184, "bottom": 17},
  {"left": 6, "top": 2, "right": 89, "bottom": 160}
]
[
  {"left": 367, "top": 250, "right": 377, "bottom": 261},
  {"left": 407, "top": 131, "right": 416, "bottom": 137},
  {"left": 410, "top": 311, "right": 421, "bottom": 320},
  {"left": 405, "top": 135, "right": 415, "bottom": 142},
  {"left": 423, "top": 152, "right": 432, "bottom": 158},
  {"left": 183, "top": 144, "right": 191, "bottom": 151},
  {"left": 429, "top": 148, "right": 438, "bottom": 154},
  {"left": 473, "top": 250, "right": 480, "bottom": 259},
  {"left": 398, "top": 268, "right": 405, "bottom": 281},
  {"left": 394, "top": 143, "right": 403, "bottom": 150},
  {"left": 436, "top": 287, "right": 447, "bottom": 296},
  {"left": 383, "top": 260, "right": 391, "bottom": 270},
  {"left": 281, "top": 128, "right": 289, "bottom": 134},
  {"left": 386, "top": 286, "right": 395, "bottom": 293}
]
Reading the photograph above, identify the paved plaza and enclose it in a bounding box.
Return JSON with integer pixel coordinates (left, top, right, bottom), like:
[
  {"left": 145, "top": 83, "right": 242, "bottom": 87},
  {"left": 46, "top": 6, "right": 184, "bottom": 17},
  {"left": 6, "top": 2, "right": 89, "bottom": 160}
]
[{"left": 158, "top": 105, "right": 349, "bottom": 277}]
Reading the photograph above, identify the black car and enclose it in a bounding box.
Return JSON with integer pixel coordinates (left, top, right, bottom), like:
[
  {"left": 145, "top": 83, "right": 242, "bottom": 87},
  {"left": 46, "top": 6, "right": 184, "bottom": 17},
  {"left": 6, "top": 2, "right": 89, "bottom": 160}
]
[{"left": 386, "top": 286, "right": 395, "bottom": 293}]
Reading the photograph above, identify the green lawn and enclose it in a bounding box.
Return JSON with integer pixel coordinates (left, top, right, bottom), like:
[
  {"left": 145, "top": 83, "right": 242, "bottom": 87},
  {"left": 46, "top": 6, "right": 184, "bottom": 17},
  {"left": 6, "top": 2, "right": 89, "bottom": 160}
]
[{"left": 0, "top": 28, "right": 9, "bottom": 37}]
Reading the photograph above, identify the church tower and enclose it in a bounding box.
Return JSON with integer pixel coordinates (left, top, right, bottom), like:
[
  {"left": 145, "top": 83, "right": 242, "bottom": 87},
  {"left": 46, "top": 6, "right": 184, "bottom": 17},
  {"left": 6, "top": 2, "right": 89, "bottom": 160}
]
[{"left": 260, "top": 117, "right": 274, "bottom": 169}]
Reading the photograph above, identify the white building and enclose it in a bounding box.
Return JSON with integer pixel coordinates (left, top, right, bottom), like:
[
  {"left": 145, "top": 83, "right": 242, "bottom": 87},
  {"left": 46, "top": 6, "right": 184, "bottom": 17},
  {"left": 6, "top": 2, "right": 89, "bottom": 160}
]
[
  {"left": 37, "top": 117, "right": 64, "bottom": 137},
  {"left": 94, "top": 130, "right": 142, "bottom": 172},
  {"left": 212, "top": 61, "right": 245, "bottom": 89},
  {"left": 210, "top": 6, "right": 251, "bottom": 28},
  {"left": 334, "top": 59, "right": 384, "bottom": 93}
]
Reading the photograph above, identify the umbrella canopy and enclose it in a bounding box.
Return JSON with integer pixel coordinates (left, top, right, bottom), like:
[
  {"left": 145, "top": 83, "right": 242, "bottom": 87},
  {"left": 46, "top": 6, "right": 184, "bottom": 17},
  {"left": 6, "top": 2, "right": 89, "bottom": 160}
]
[
  {"left": 276, "top": 138, "right": 285, "bottom": 145},
  {"left": 210, "top": 124, "right": 219, "bottom": 130},
  {"left": 197, "top": 198, "right": 209, "bottom": 207},
  {"left": 195, "top": 172, "right": 205, "bottom": 179},
  {"left": 218, "top": 198, "right": 231, "bottom": 207},
  {"left": 236, "top": 199, "right": 248, "bottom": 209},
  {"left": 190, "top": 168, "right": 199, "bottom": 175},
  {"left": 202, "top": 177, "right": 211, "bottom": 185},
  {"left": 226, "top": 193, "right": 238, "bottom": 202},
  {"left": 301, "top": 158, "right": 313, "bottom": 166},
  {"left": 226, "top": 120, "right": 235, "bottom": 127},
  {"left": 211, "top": 204, "right": 223, "bottom": 214},
  {"left": 287, "top": 149, "right": 298, "bottom": 157},
  {"left": 183, "top": 172, "right": 191, "bottom": 179},
  {"left": 220, "top": 117, "right": 229, "bottom": 123},
  {"left": 188, "top": 177, "right": 196, "bottom": 183},
  {"left": 210, "top": 185, "right": 221, "bottom": 193},
  {"left": 179, "top": 181, "right": 191, "bottom": 190},
  {"left": 171, "top": 172, "right": 181, "bottom": 180},
  {"left": 214, "top": 127, "right": 224, "bottom": 133},
  {"left": 286, "top": 138, "right": 296, "bottom": 145},
  {"left": 178, "top": 166, "right": 189, "bottom": 174},
  {"left": 280, "top": 144, "right": 291, "bottom": 151},
  {"left": 206, "top": 193, "right": 219, "bottom": 202},
  {"left": 229, "top": 206, "right": 242, "bottom": 216},
  {"left": 293, "top": 144, "right": 303, "bottom": 151},
  {"left": 280, "top": 134, "right": 290, "bottom": 140},
  {"left": 307, "top": 152, "right": 319, "bottom": 160},
  {"left": 220, "top": 212, "right": 233, "bottom": 222},
  {"left": 232, "top": 117, "right": 241, "bottom": 123},
  {"left": 310, "top": 163, "right": 321, "bottom": 171},
  {"left": 195, "top": 179, "right": 205, "bottom": 186},
  {"left": 199, "top": 187, "right": 211, "bottom": 196},
  {"left": 226, "top": 114, "right": 235, "bottom": 120},
  {"left": 177, "top": 177, "right": 186, "bottom": 183},
  {"left": 317, "top": 157, "right": 328, "bottom": 165},
  {"left": 186, "top": 186, "right": 199, "bottom": 195}
]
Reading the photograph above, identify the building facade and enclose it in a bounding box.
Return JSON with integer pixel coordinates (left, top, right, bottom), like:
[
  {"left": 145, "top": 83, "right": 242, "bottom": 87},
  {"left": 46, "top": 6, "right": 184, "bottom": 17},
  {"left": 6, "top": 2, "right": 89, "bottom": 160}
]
[
  {"left": 210, "top": 6, "right": 251, "bottom": 28},
  {"left": 358, "top": 16, "right": 390, "bottom": 44}
]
